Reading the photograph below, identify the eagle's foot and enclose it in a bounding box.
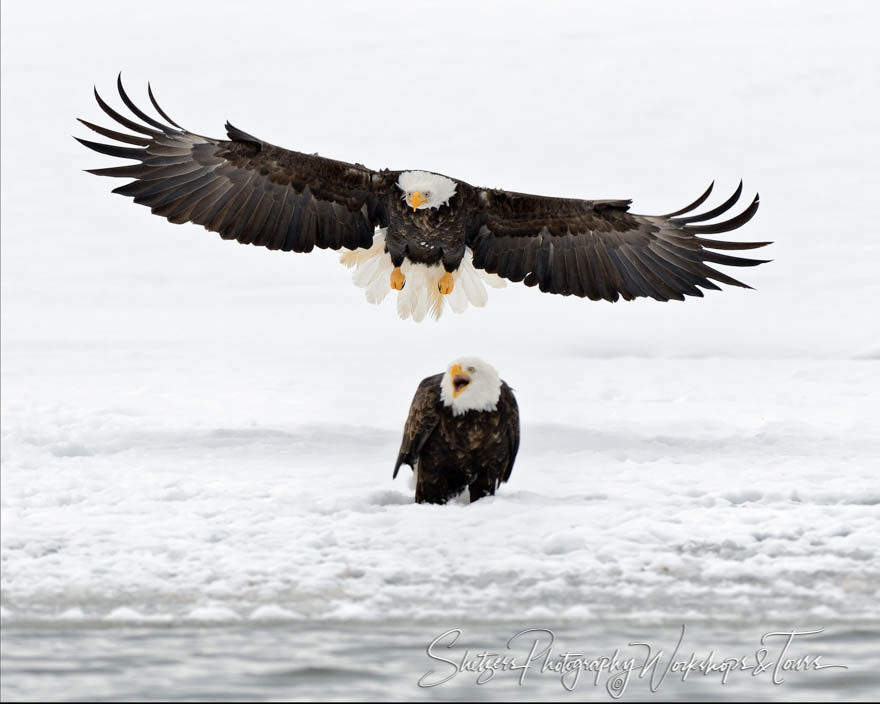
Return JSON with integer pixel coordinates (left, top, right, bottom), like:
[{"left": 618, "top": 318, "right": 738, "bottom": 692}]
[
  {"left": 390, "top": 267, "right": 406, "bottom": 290},
  {"left": 438, "top": 272, "right": 454, "bottom": 295}
]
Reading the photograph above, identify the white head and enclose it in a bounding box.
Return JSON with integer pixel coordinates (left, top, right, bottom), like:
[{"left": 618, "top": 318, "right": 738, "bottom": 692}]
[
  {"left": 397, "top": 171, "right": 457, "bottom": 212},
  {"left": 439, "top": 356, "right": 502, "bottom": 416}
]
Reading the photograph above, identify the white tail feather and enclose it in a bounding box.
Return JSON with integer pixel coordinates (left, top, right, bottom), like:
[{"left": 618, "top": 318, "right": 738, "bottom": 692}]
[{"left": 340, "top": 230, "right": 506, "bottom": 321}]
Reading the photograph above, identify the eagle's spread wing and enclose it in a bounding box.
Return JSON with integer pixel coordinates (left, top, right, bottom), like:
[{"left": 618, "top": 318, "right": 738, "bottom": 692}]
[
  {"left": 77, "top": 77, "right": 394, "bottom": 253},
  {"left": 393, "top": 374, "right": 443, "bottom": 479},
  {"left": 464, "top": 182, "right": 769, "bottom": 301}
]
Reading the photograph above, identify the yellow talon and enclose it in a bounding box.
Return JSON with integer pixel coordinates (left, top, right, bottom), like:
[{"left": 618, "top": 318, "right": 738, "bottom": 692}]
[
  {"left": 438, "top": 271, "right": 454, "bottom": 295},
  {"left": 390, "top": 267, "right": 406, "bottom": 290}
]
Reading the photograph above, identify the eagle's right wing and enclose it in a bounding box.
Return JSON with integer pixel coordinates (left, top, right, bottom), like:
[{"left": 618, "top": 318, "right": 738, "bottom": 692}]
[
  {"left": 393, "top": 374, "right": 443, "bottom": 478},
  {"left": 77, "top": 76, "right": 396, "bottom": 253}
]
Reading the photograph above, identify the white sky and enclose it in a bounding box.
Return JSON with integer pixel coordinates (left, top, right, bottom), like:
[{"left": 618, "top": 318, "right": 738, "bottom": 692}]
[{"left": 2, "top": 0, "right": 879, "bottom": 363}]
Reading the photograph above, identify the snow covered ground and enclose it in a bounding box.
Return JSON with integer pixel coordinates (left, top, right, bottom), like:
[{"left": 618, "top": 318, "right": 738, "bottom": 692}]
[
  {"left": 2, "top": 351, "right": 879, "bottom": 629},
  {"left": 2, "top": 0, "right": 879, "bottom": 699}
]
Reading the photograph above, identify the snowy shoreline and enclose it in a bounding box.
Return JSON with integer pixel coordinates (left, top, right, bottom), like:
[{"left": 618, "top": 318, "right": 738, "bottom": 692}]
[{"left": 4, "top": 358, "right": 877, "bottom": 627}]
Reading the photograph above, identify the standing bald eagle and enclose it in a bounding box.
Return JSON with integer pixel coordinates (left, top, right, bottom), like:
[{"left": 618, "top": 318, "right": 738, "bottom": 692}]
[
  {"left": 393, "top": 358, "right": 519, "bottom": 504},
  {"left": 78, "top": 77, "right": 770, "bottom": 321}
]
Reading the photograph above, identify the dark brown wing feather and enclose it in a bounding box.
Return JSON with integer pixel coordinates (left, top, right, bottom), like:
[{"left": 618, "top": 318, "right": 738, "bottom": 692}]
[
  {"left": 393, "top": 374, "right": 442, "bottom": 478},
  {"left": 464, "top": 181, "right": 770, "bottom": 301},
  {"left": 77, "top": 76, "right": 396, "bottom": 252},
  {"left": 497, "top": 382, "right": 520, "bottom": 485}
]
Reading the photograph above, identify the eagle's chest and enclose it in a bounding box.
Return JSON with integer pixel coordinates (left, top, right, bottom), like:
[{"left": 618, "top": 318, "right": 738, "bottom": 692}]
[
  {"left": 436, "top": 408, "right": 502, "bottom": 458},
  {"left": 385, "top": 201, "right": 467, "bottom": 265}
]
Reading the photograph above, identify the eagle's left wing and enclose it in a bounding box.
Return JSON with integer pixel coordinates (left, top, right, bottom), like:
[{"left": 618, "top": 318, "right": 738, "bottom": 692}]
[
  {"left": 462, "top": 182, "right": 769, "bottom": 301},
  {"left": 498, "top": 382, "right": 520, "bottom": 485},
  {"left": 77, "top": 76, "right": 395, "bottom": 253}
]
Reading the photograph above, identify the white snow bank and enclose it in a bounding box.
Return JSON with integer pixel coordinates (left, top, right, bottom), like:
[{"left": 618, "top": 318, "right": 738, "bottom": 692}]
[{"left": 2, "top": 354, "right": 877, "bottom": 626}]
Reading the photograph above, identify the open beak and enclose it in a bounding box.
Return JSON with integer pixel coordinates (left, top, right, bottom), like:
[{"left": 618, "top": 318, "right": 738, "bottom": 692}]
[
  {"left": 450, "top": 364, "right": 471, "bottom": 398},
  {"left": 409, "top": 191, "right": 425, "bottom": 211}
]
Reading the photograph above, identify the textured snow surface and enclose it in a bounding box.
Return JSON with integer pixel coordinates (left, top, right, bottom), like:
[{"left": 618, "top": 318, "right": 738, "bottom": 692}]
[
  {"left": 2, "top": 0, "right": 880, "bottom": 632},
  {"left": 3, "top": 353, "right": 878, "bottom": 625}
]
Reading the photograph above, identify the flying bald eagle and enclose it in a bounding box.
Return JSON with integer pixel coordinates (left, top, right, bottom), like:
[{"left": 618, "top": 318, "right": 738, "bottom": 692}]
[
  {"left": 393, "top": 358, "right": 519, "bottom": 504},
  {"left": 77, "top": 76, "right": 770, "bottom": 321}
]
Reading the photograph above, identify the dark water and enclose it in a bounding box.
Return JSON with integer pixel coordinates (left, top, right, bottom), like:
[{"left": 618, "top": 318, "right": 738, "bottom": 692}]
[{"left": 2, "top": 620, "right": 878, "bottom": 701}]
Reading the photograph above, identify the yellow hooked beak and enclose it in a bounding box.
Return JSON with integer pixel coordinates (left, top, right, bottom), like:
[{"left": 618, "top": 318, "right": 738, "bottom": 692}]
[
  {"left": 450, "top": 364, "right": 471, "bottom": 398},
  {"left": 409, "top": 191, "right": 425, "bottom": 211}
]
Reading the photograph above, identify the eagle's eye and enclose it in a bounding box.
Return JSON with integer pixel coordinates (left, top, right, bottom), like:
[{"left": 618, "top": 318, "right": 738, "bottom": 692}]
[
  {"left": 424, "top": 191, "right": 431, "bottom": 198},
  {"left": 467, "top": 366, "right": 475, "bottom": 373}
]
